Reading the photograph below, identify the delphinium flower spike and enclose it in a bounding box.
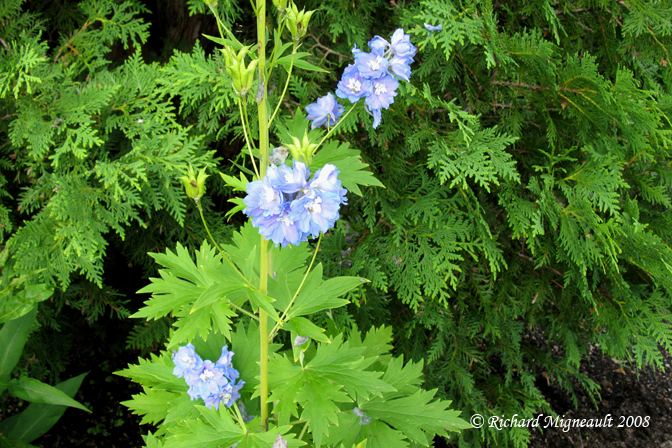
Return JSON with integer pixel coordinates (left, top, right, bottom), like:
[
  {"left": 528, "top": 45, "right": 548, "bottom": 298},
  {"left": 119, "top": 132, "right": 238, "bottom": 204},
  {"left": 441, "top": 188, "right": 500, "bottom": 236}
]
[{"left": 334, "top": 28, "right": 416, "bottom": 129}]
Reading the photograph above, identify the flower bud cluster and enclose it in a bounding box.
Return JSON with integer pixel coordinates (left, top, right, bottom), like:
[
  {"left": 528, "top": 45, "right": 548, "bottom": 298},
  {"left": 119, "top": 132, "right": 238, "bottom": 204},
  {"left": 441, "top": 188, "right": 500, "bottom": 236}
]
[
  {"left": 224, "top": 46, "right": 258, "bottom": 96},
  {"left": 286, "top": 4, "right": 314, "bottom": 41},
  {"left": 243, "top": 161, "right": 347, "bottom": 247},
  {"left": 172, "top": 343, "right": 244, "bottom": 410},
  {"left": 179, "top": 165, "right": 209, "bottom": 201}
]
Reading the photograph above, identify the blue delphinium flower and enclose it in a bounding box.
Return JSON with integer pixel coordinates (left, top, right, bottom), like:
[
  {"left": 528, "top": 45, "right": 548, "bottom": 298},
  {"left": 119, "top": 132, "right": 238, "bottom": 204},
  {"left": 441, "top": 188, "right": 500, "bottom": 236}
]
[
  {"left": 172, "top": 344, "right": 246, "bottom": 411},
  {"left": 365, "top": 75, "right": 400, "bottom": 112},
  {"left": 354, "top": 50, "right": 389, "bottom": 79},
  {"left": 185, "top": 360, "right": 227, "bottom": 401},
  {"left": 215, "top": 345, "right": 240, "bottom": 381},
  {"left": 244, "top": 161, "right": 347, "bottom": 246},
  {"left": 289, "top": 164, "right": 348, "bottom": 237},
  {"left": 336, "top": 65, "right": 371, "bottom": 102},
  {"left": 305, "top": 92, "right": 344, "bottom": 129},
  {"left": 172, "top": 343, "right": 203, "bottom": 378},
  {"left": 335, "top": 28, "right": 415, "bottom": 129}
]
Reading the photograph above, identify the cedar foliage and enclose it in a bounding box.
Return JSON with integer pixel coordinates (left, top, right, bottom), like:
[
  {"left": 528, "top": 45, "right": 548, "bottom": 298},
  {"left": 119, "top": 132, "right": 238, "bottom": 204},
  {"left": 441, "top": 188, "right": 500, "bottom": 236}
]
[{"left": 0, "top": 0, "right": 671, "bottom": 446}]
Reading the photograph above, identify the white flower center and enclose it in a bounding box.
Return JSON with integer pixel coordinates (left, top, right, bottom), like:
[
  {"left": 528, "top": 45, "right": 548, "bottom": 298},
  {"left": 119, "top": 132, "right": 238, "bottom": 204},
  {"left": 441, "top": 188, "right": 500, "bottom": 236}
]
[
  {"left": 367, "top": 57, "right": 383, "bottom": 71},
  {"left": 263, "top": 186, "right": 279, "bottom": 204},
  {"left": 200, "top": 370, "right": 215, "bottom": 381},
  {"left": 374, "top": 83, "right": 388, "bottom": 95},
  {"left": 305, "top": 196, "right": 322, "bottom": 214},
  {"left": 347, "top": 78, "right": 362, "bottom": 93},
  {"left": 180, "top": 354, "right": 194, "bottom": 366},
  {"left": 220, "top": 392, "right": 232, "bottom": 402},
  {"left": 278, "top": 216, "right": 294, "bottom": 226}
]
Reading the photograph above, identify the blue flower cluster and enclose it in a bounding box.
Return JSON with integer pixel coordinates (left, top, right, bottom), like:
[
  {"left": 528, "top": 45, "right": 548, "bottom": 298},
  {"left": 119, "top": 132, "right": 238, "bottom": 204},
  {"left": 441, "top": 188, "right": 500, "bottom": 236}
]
[
  {"left": 304, "top": 28, "right": 416, "bottom": 130},
  {"left": 172, "top": 343, "right": 244, "bottom": 410},
  {"left": 243, "top": 161, "right": 347, "bottom": 247},
  {"left": 338, "top": 28, "right": 416, "bottom": 129}
]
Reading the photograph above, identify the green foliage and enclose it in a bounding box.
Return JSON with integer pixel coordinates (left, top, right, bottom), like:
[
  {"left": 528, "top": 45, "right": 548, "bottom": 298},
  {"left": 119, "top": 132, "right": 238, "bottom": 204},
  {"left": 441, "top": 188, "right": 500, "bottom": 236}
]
[{"left": 0, "top": 306, "right": 88, "bottom": 446}]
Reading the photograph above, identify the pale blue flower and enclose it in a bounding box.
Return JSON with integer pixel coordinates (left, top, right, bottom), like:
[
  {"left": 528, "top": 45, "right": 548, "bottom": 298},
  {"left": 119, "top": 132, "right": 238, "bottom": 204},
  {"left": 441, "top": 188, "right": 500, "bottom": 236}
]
[
  {"left": 336, "top": 64, "right": 372, "bottom": 103},
  {"left": 365, "top": 74, "right": 399, "bottom": 111},
  {"left": 368, "top": 36, "right": 389, "bottom": 54},
  {"left": 389, "top": 29, "right": 416, "bottom": 60},
  {"left": 424, "top": 23, "right": 442, "bottom": 33},
  {"left": 389, "top": 55, "right": 412, "bottom": 82},
  {"left": 215, "top": 345, "right": 240, "bottom": 381},
  {"left": 172, "top": 343, "right": 203, "bottom": 378},
  {"left": 305, "top": 93, "right": 344, "bottom": 129},
  {"left": 289, "top": 164, "right": 347, "bottom": 237},
  {"left": 254, "top": 202, "right": 304, "bottom": 247},
  {"left": 354, "top": 50, "right": 389, "bottom": 79},
  {"left": 185, "top": 360, "right": 227, "bottom": 401}
]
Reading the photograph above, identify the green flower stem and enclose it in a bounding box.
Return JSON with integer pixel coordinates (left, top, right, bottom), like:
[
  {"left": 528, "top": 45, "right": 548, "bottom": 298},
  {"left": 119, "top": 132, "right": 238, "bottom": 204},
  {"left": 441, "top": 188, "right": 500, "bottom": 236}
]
[
  {"left": 314, "top": 102, "right": 358, "bottom": 153},
  {"left": 256, "top": 0, "right": 270, "bottom": 430},
  {"left": 268, "top": 42, "right": 297, "bottom": 125},
  {"left": 232, "top": 401, "right": 248, "bottom": 431},
  {"left": 196, "top": 202, "right": 255, "bottom": 289},
  {"left": 298, "top": 419, "right": 310, "bottom": 440},
  {"left": 229, "top": 302, "right": 259, "bottom": 321},
  {"left": 266, "top": 19, "right": 287, "bottom": 79},
  {"left": 268, "top": 233, "right": 322, "bottom": 341},
  {"left": 237, "top": 98, "right": 260, "bottom": 179},
  {"left": 208, "top": 4, "right": 238, "bottom": 45}
]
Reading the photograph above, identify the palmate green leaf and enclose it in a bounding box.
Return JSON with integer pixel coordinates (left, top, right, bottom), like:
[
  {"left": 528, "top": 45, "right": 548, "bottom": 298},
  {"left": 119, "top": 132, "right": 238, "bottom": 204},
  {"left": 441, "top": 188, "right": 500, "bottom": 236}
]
[
  {"left": 190, "top": 281, "right": 247, "bottom": 312},
  {"left": 324, "top": 413, "right": 408, "bottom": 448},
  {"left": 122, "top": 389, "right": 178, "bottom": 425},
  {"left": 276, "top": 109, "right": 324, "bottom": 149},
  {"left": 305, "top": 335, "right": 395, "bottom": 401},
  {"left": 246, "top": 426, "right": 306, "bottom": 448},
  {"left": 361, "top": 389, "right": 471, "bottom": 446},
  {"left": 116, "top": 354, "right": 187, "bottom": 391},
  {"left": 164, "top": 414, "right": 244, "bottom": 448},
  {"left": 297, "top": 378, "right": 350, "bottom": 447},
  {"left": 8, "top": 377, "right": 90, "bottom": 413},
  {"left": 311, "top": 141, "right": 384, "bottom": 196},
  {"left": 347, "top": 326, "right": 394, "bottom": 361},
  {"left": 288, "top": 264, "right": 366, "bottom": 318},
  {"left": 164, "top": 393, "right": 200, "bottom": 425},
  {"left": 285, "top": 317, "right": 330, "bottom": 343},
  {"left": 0, "top": 307, "right": 37, "bottom": 394},
  {"left": 0, "top": 372, "right": 87, "bottom": 443},
  {"left": 247, "top": 287, "right": 281, "bottom": 323}
]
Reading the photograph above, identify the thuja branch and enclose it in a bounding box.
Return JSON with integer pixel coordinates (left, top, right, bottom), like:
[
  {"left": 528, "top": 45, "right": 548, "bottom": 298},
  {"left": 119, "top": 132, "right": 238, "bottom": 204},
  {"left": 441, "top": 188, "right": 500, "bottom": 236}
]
[{"left": 491, "top": 80, "right": 590, "bottom": 94}]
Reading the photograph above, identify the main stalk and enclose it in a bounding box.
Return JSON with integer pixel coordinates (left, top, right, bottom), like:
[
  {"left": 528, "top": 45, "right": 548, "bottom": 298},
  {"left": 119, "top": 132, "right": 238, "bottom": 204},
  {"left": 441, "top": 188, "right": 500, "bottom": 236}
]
[{"left": 256, "top": 0, "right": 270, "bottom": 430}]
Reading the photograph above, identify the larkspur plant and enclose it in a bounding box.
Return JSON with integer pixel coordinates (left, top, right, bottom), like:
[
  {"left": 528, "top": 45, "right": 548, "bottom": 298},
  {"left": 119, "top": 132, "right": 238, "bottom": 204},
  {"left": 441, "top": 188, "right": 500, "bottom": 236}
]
[{"left": 118, "top": 1, "right": 470, "bottom": 447}]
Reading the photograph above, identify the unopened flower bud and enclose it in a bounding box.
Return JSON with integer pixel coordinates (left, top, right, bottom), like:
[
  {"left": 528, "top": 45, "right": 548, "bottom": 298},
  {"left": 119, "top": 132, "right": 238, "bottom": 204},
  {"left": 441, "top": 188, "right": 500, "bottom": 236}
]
[
  {"left": 285, "top": 131, "right": 318, "bottom": 165},
  {"left": 179, "top": 165, "right": 209, "bottom": 201},
  {"left": 286, "top": 4, "right": 314, "bottom": 41},
  {"left": 272, "top": 0, "right": 287, "bottom": 13},
  {"left": 223, "top": 46, "right": 258, "bottom": 96}
]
